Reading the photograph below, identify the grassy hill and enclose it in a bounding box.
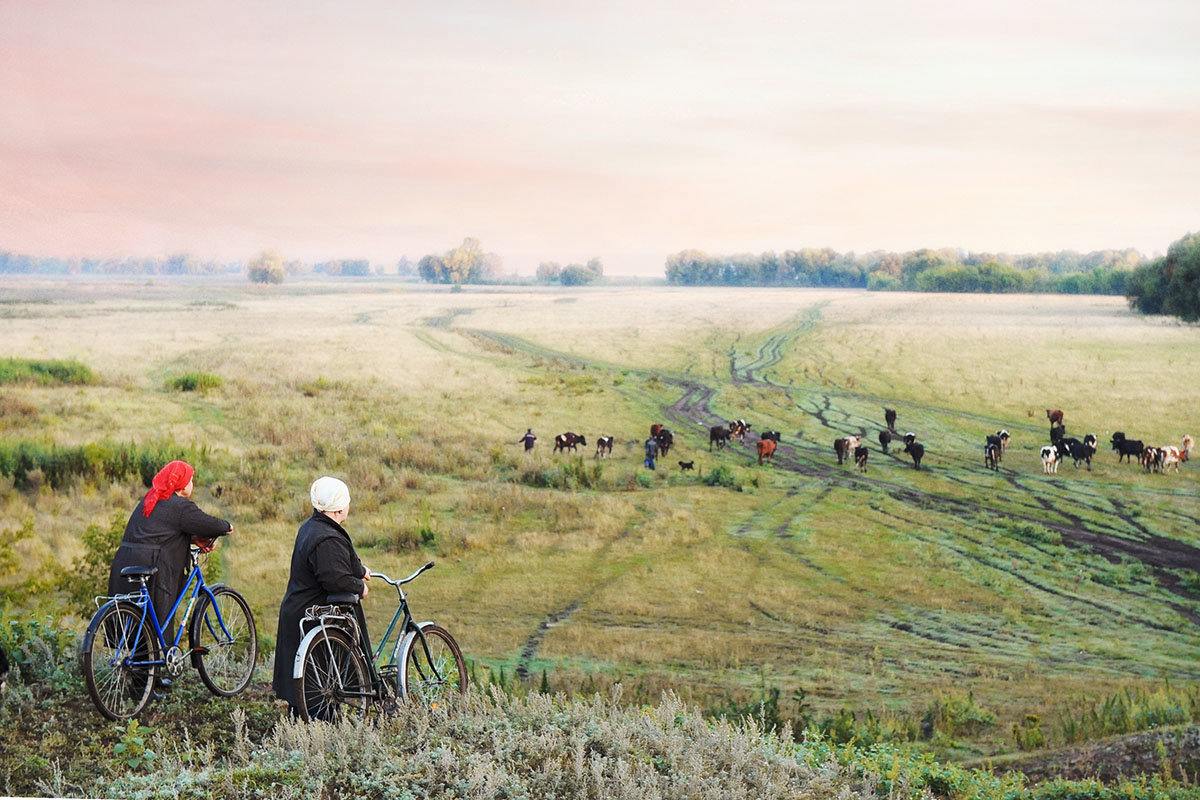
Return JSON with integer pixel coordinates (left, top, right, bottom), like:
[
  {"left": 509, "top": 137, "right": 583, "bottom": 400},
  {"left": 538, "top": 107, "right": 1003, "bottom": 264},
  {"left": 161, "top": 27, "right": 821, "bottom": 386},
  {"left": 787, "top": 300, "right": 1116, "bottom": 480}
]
[{"left": 1, "top": 279, "right": 1198, "bottom": 795}]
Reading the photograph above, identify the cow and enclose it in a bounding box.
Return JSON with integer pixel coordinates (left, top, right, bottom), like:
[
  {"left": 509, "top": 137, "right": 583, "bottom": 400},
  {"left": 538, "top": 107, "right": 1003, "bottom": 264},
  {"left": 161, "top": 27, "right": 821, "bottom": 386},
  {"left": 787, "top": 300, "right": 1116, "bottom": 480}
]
[
  {"left": 650, "top": 423, "right": 663, "bottom": 438},
  {"left": 1110, "top": 432, "right": 1144, "bottom": 464},
  {"left": 833, "top": 435, "right": 860, "bottom": 465},
  {"left": 554, "top": 432, "right": 587, "bottom": 453},
  {"left": 655, "top": 428, "right": 675, "bottom": 457},
  {"left": 756, "top": 438, "right": 777, "bottom": 465},
  {"left": 709, "top": 425, "right": 730, "bottom": 451},
  {"left": 854, "top": 445, "right": 868, "bottom": 472},
  {"left": 1159, "top": 434, "right": 1194, "bottom": 474},
  {"left": 1040, "top": 445, "right": 1059, "bottom": 474},
  {"left": 1050, "top": 424, "right": 1066, "bottom": 444},
  {"left": 997, "top": 430, "right": 1010, "bottom": 453},
  {"left": 884, "top": 407, "right": 897, "bottom": 431},
  {"left": 1046, "top": 409, "right": 1064, "bottom": 427},
  {"left": 984, "top": 442, "right": 1000, "bottom": 471},
  {"left": 760, "top": 430, "right": 782, "bottom": 442},
  {"left": 903, "top": 432, "right": 916, "bottom": 447},
  {"left": 985, "top": 433, "right": 1004, "bottom": 463},
  {"left": 595, "top": 436, "right": 614, "bottom": 459},
  {"left": 729, "top": 419, "right": 750, "bottom": 442},
  {"left": 878, "top": 430, "right": 892, "bottom": 454},
  {"left": 1054, "top": 434, "right": 1096, "bottom": 470},
  {"left": 678, "top": 460, "right": 695, "bottom": 471},
  {"left": 1142, "top": 445, "right": 1163, "bottom": 473},
  {"left": 903, "top": 440, "right": 924, "bottom": 469}
]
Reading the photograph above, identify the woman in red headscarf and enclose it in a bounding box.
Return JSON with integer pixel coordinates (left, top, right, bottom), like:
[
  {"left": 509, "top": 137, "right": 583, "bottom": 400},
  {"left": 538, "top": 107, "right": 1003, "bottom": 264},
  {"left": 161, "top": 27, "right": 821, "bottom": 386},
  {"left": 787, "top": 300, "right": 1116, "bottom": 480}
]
[{"left": 107, "top": 460, "right": 233, "bottom": 643}]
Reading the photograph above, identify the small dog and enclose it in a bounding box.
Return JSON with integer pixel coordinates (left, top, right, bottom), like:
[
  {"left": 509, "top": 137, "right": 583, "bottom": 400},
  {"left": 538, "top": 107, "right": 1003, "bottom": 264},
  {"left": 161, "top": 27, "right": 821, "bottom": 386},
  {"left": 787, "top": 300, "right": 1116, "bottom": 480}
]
[{"left": 678, "top": 460, "right": 695, "bottom": 471}]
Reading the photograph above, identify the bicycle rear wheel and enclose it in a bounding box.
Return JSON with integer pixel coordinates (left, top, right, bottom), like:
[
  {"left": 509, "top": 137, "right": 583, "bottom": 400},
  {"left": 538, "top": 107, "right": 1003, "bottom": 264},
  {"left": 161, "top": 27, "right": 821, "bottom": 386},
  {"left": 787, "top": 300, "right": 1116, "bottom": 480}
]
[
  {"left": 295, "top": 628, "right": 370, "bottom": 722},
  {"left": 190, "top": 586, "right": 258, "bottom": 696},
  {"left": 398, "top": 624, "right": 467, "bottom": 707},
  {"left": 82, "top": 600, "right": 160, "bottom": 721}
]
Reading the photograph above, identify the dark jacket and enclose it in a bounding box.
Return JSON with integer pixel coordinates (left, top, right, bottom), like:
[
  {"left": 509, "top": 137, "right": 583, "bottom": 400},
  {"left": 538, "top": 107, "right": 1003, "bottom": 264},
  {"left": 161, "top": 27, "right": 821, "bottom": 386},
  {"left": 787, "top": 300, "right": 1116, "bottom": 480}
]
[
  {"left": 107, "top": 494, "right": 231, "bottom": 638},
  {"left": 272, "top": 511, "right": 366, "bottom": 708}
]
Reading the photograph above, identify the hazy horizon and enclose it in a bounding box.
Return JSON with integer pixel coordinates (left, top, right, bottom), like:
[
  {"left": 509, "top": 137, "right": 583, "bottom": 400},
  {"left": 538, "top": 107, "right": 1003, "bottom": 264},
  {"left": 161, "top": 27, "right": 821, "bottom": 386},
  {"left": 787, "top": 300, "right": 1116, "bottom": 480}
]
[{"left": 2, "top": 1, "right": 1197, "bottom": 276}]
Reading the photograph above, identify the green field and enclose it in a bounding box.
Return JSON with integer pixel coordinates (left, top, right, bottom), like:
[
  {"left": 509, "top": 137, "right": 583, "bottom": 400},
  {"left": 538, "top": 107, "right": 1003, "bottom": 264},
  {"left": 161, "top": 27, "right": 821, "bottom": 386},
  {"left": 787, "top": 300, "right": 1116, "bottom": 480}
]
[{"left": 2, "top": 278, "right": 1198, "bottom": 765}]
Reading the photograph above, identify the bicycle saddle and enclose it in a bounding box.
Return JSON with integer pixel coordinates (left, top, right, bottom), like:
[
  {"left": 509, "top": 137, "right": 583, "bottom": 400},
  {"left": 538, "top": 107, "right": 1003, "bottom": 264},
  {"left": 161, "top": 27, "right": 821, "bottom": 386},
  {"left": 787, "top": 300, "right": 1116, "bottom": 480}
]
[
  {"left": 120, "top": 565, "right": 159, "bottom": 580},
  {"left": 326, "top": 593, "right": 360, "bottom": 605}
]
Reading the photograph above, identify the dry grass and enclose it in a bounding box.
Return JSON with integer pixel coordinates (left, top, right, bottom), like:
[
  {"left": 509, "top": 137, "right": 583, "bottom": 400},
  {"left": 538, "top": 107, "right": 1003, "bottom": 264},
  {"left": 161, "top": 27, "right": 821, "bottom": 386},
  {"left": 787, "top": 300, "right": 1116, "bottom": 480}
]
[{"left": 0, "top": 278, "right": 1197, "bottom": 763}]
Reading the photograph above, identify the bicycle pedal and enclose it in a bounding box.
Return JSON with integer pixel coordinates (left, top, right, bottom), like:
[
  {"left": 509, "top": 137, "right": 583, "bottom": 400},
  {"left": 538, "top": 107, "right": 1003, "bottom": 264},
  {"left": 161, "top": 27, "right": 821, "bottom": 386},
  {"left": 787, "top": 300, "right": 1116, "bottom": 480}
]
[{"left": 191, "top": 647, "right": 210, "bottom": 656}]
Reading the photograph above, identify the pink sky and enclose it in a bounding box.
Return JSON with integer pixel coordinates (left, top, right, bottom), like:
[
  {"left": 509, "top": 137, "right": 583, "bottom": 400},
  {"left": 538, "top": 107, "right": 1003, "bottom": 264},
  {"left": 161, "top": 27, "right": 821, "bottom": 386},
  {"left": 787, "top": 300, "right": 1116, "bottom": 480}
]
[{"left": 1, "top": 0, "right": 1197, "bottom": 275}]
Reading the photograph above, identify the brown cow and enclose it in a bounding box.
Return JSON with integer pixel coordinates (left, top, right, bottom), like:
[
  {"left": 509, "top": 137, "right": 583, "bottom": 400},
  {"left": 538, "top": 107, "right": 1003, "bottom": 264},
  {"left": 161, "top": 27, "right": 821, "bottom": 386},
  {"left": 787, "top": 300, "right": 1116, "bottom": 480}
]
[
  {"left": 756, "top": 438, "right": 777, "bottom": 465},
  {"left": 1046, "top": 409, "right": 1064, "bottom": 426}
]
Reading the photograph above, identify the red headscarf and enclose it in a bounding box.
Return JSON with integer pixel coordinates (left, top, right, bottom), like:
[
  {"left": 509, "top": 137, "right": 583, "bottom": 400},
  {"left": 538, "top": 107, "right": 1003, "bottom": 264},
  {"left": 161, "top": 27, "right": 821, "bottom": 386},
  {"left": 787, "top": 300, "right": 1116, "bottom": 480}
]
[{"left": 143, "top": 460, "right": 195, "bottom": 517}]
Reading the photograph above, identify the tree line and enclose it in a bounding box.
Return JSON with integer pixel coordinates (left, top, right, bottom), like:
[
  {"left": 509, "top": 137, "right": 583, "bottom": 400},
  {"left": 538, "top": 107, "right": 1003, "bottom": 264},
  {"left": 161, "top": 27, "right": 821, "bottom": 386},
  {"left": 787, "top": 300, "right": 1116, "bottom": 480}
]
[
  {"left": 1124, "top": 231, "right": 1200, "bottom": 322},
  {"left": 664, "top": 247, "right": 1143, "bottom": 295}
]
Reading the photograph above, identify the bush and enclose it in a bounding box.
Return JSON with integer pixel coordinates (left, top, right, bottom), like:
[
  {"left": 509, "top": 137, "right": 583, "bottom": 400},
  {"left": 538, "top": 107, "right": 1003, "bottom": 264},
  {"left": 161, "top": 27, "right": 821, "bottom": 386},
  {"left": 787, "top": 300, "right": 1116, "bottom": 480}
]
[
  {"left": 0, "top": 358, "right": 94, "bottom": 385},
  {"left": 58, "top": 512, "right": 127, "bottom": 617},
  {"left": 0, "top": 439, "right": 192, "bottom": 490},
  {"left": 167, "top": 372, "right": 223, "bottom": 392},
  {"left": 701, "top": 465, "right": 739, "bottom": 488}
]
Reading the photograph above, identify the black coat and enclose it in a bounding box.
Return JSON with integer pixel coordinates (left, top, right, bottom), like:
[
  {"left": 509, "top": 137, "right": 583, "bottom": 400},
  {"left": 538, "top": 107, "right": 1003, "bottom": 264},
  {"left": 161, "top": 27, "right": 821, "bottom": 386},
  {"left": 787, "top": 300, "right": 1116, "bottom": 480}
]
[
  {"left": 107, "top": 495, "right": 231, "bottom": 639},
  {"left": 272, "top": 511, "right": 366, "bottom": 708}
]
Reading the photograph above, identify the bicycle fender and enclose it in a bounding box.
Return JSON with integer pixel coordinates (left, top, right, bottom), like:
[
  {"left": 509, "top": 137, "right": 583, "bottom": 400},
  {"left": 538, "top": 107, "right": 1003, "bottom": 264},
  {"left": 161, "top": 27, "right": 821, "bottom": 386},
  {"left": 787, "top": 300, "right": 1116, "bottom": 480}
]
[
  {"left": 396, "top": 622, "right": 438, "bottom": 660},
  {"left": 293, "top": 625, "right": 335, "bottom": 680}
]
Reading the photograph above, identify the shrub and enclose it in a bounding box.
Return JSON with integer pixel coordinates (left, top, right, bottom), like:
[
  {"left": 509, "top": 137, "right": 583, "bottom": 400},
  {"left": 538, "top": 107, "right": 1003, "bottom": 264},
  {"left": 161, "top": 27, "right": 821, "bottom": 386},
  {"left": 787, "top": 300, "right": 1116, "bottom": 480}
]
[
  {"left": 701, "top": 465, "right": 739, "bottom": 488},
  {"left": 0, "top": 357, "right": 95, "bottom": 385},
  {"left": 1012, "top": 714, "right": 1047, "bottom": 750},
  {"left": 0, "top": 440, "right": 192, "bottom": 490},
  {"left": 924, "top": 692, "right": 996, "bottom": 738},
  {"left": 58, "top": 512, "right": 127, "bottom": 617},
  {"left": 167, "top": 372, "right": 223, "bottom": 392}
]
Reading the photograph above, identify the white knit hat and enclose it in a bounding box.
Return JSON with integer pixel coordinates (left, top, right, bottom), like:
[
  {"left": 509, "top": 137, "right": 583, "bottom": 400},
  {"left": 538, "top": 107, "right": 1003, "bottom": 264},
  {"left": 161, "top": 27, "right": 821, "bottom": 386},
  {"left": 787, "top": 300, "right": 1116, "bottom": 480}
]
[{"left": 310, "top": 476, "right": 351, "bottom": 513}]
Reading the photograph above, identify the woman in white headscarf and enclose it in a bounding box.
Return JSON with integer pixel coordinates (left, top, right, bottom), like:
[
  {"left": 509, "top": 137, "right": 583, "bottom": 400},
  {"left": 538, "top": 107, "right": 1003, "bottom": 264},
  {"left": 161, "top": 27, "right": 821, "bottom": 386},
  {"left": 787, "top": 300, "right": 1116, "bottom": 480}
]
[{"left": 272, "top": 476, "right": 371, "bottom": 715}]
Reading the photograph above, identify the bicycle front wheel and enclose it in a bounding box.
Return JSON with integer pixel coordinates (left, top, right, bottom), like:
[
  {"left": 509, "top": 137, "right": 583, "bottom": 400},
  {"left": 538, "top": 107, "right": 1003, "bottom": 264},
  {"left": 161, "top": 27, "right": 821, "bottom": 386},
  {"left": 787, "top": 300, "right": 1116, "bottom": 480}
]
[
  {"left": 295, "top": 628, "right": 370, "bottom": 722},
  {"left": 82, "top": 600, "right": 160, "bottom": 721},
  {"left": 190, "top": 586, "right": 258, "bottom": 696},
  {"left": 398, "top": 624, "right": 467, "bottom": 707}
]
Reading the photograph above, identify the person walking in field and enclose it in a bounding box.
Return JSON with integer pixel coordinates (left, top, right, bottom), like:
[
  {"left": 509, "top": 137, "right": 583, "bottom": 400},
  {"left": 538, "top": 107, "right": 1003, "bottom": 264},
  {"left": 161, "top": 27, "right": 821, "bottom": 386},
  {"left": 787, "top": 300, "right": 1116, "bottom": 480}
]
[
  {"left": 518, "top": 428, "right": 537, "bottom": 452},
  {"left": 273, "top": 476, "right": 371, "bottom": 719},
  {"left": 644, "top": 435, "right": 659, "bottom": 470}
]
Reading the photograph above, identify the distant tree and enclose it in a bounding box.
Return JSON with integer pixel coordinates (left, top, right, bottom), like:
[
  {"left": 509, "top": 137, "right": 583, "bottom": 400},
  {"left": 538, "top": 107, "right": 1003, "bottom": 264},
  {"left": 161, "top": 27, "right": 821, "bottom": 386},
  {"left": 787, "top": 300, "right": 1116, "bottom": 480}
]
[
  {"left": 1127, "top": 231, "right": 1200, "bottom": 322},
  {"left": 560, "top": 263, "right": 600, "bottom": 286},
  {"left": 247, "top": 251, "right": 285, "bottom": 284},
  {"left": 537, "top": 262, "right": 562, "bottom": 282},
  {"left": 396, "top": 256, "right": 416, "bottom": 277},
  {"left": 417, "top": 238, "right": 498, "bottom": 284}
]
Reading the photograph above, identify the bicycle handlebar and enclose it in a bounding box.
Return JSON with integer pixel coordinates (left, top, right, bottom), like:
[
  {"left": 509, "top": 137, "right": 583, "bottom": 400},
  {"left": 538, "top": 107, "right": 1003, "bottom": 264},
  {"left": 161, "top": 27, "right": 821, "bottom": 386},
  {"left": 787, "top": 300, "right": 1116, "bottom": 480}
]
[{"left": 372, "top": 560, "right": 435, "bottom": 588}]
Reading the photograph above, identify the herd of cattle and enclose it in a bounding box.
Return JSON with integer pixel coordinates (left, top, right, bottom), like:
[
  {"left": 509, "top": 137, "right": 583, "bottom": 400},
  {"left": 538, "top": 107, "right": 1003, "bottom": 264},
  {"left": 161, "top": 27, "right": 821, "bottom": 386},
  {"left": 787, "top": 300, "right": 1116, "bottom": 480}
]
[{"left": 542, "top": 406, "right": 1193, "bottom": 477}]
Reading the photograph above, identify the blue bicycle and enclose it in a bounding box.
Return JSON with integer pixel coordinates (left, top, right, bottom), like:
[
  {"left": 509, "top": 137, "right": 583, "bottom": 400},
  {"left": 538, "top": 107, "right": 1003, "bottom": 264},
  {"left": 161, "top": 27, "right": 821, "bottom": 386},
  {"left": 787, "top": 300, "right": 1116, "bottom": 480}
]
[{"left": 81, "top": 544, "right": 258, "bottom": 720}]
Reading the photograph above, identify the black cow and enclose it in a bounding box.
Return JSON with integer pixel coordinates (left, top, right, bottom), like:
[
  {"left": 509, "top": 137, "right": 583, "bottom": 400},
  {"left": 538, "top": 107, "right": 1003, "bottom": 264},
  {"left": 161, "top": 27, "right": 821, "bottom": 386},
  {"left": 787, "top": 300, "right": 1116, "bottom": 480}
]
[
  {"left": 884, "top": 407, "right": 897, "bottom": 431},
  {"left": 1110, "top": 432, "right": 1144, "bottom": 464},
  {"left": 1050, "top": 424, "right": 1066, "bottom": 443},
  {"left": 997, "top": 430, "right": 1010, "bottom": 452},
  {"left": 904, "top": 440, "right": 924, "bottom": 469},
  {"left": 833, "top": 436, "right": 860, "bottom": 465},
  {"left": 655, "top": 428, "right": 674, "bottom": 457},
  {"left": 709, "top": 425, "right": 730, "bottom": 451},
  {"left": 878, "top": 430, "right": 892, "bottom": 454},
  {"left": 595, "top": 436, "right": 614, "bottom": 459},
  {"left": 854, "top": 445, "right": 869, "bottom": 472},
  {"left": 554, "top": 432, "right": 587, "bottom": 453},
  {"left": 760, "top": 430, "right": 782, "bottom": 442},
  {"left": 678, "top": 460, "right": 695, "bottom": 471},
  {"left": 1054, "top": 434, "right": 1097, "bottom": 470},
  {"left": 986, "top": 433, "right": 1004, "bottom": 463},
  {"left": 984, "top": 442, "right": 1000, "bottom": 471}
]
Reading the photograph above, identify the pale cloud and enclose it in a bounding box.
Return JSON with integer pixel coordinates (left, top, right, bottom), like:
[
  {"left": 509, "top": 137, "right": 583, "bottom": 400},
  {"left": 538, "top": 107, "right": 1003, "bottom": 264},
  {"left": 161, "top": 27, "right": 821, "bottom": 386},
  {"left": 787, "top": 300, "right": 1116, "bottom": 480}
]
[{"left": 1, "top": 0, "right": 1198, "bottom": 274}]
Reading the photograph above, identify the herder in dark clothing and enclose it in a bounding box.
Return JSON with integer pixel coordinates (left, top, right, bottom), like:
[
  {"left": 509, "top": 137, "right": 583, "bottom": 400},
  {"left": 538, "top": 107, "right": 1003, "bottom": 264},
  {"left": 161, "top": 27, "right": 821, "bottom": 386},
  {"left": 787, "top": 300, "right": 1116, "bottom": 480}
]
[
  {"left": 108, "top": 460, "right": 232, "bottom": 641},
  {"left": 273, "top": 476, "right": 371, "bottom": 716},
  {"left": 517, "top": 428, "right": 537, "bottom": 452},
  {"left": 644, "top": 436, "right": 659, "bottom": 470}
]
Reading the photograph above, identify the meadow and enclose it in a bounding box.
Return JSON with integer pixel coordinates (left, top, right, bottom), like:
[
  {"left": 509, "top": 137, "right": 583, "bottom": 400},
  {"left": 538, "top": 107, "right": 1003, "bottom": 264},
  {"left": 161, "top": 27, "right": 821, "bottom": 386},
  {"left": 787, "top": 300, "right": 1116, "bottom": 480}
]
[{"left": 1, "top": 278, "right": 1198, "bottom": 786}]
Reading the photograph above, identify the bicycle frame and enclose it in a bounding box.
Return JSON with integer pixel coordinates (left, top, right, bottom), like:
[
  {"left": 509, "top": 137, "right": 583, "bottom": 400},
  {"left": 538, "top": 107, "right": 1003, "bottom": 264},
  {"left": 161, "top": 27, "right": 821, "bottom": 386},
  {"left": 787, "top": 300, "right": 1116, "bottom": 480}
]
[
  {"left": 372, "top": 564, "right": 446, "bottom": 688},
  {"left": 104, "top": 552, "right": 232, "bottom": 672}
]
